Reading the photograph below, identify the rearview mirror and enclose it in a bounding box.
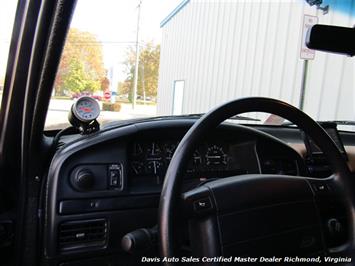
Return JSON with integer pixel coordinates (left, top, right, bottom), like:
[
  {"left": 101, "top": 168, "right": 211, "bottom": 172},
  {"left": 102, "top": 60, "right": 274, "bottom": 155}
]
[{"left": 306, "top": 24, "right": 355, "bottom": 56}]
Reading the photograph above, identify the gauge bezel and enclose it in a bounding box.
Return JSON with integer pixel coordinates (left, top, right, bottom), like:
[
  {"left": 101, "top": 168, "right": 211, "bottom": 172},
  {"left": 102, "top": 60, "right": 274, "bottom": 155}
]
[{"left": 72, "top": 96, "right": 100, "bottom": 123}]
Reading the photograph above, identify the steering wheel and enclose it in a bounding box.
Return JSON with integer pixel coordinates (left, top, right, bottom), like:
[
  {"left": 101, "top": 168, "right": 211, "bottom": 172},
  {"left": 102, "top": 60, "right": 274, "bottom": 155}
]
[{"left": 159, "top": 97, "right": 354, "bottom": 264}]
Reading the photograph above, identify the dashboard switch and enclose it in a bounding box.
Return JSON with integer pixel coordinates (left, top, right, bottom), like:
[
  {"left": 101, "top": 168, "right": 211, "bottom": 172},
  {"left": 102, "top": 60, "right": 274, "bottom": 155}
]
[
  {"left": 109, "top": 171, "right": 119, "bottom": 185},
  {"left": 108, "top": 164, "right": 123, "bottom": 189},
  {"left": 72, "top": 169, "right": 95, "bottom": 191},
  {"left": 193, "top": 197, "right": 212, "bottom": 212},
  {"left": 312, "top": 182, "right": 330, "bottom": 194}
]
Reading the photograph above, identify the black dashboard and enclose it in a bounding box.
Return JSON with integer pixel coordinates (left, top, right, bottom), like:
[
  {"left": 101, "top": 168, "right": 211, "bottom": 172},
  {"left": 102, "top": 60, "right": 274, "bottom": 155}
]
[
  {"left": 128, "top": 138, "right": 259, "bottom": 187},
  {"left": 127, "top": 135, "right": 301, "bottom": 192},
  {"left": 42, "top": 119, "right": 335, "bottom": 265}
]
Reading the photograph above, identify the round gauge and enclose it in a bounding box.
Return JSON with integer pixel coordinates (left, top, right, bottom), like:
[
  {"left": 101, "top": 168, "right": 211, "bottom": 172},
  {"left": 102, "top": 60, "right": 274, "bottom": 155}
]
[
  {"left": 72, "top": 96, "right": 100, "bottom": 123},
  {"left": 193, "top": 150, "right": 202, "bottom": 165},
  {"left": 147, "top": 142, "right": 162, "bottom": 156},
  {"left": 205, "top": 145, "right": 227, "bottom": 166},
  {"left": 131, "top": 161, "right": 144, "bottom": 175},
  {"left": 146, "top": 160, "right": 163, "bottom": 175},
  {"left": 165, "top": 142, "right": 178, "bottom": 162},
  {"left": 132, "top": 143, "right": 144, "bottom": 157}
]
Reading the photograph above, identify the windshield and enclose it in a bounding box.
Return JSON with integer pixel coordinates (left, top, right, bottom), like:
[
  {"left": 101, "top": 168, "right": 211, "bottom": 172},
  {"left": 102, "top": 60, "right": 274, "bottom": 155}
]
[{"left": 44, "top": 0, "right": 354, "bottom": 130}]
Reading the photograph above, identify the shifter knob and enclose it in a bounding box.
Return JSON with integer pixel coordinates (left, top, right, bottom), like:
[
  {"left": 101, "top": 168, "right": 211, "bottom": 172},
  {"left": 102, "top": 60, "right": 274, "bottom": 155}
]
[{"left": 121, "top": 226, "right": 157, "bottom": 254}]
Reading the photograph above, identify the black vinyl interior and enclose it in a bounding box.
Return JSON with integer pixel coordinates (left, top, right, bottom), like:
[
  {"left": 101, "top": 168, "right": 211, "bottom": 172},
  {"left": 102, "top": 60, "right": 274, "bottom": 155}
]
[{"left": 41, "top": 113, "right": 353, "bottom": 265}]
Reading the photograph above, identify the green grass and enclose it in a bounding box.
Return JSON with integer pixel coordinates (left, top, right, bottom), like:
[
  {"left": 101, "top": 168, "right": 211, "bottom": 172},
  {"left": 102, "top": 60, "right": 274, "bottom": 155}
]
[{"left": 52, "top": 95, "right": 71, "bottom": 100}]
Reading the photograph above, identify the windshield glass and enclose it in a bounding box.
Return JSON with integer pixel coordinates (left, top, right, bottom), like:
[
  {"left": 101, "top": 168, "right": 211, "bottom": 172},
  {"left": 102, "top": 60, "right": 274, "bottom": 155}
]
[{"left": 45, "top": 0, "right": 354, "bottom": 130}]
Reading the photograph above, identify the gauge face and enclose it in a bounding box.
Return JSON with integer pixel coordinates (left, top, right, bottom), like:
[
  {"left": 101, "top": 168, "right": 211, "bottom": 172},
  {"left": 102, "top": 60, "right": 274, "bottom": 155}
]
[
  {"left": 146, "top": 160, "right": 163, "bottom": 175},
  {"left": 205, "top": 145, "right": 227, "bottom": 166},
  {"left": 193, "top": 150, "right": 202, "bottom": 165},
  {"left": 73, "top": 96, "right": 100, "bottom": 122},
  {"left": 132, "top": 143, "right": 144, "bottom": 157},
  {"left": 165, "top": 142, "right": 178, "bottom": 162},
  {"left": 131, "top": 161, "right": 144, "bottom": 175},
  {"left": 146, "top": 142, "right": 162, "bottom": 157}
]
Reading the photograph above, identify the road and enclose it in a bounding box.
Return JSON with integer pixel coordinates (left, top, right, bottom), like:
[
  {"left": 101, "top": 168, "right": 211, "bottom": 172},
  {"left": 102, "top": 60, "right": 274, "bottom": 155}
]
[{"left": 46, "top": 99, "right": 157, "bottom": 130}]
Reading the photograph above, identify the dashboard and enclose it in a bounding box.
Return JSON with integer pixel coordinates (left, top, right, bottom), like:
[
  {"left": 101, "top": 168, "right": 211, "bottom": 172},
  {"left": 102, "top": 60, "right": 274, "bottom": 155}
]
[{"left": 42, "top": 120, "right": 311, "bottom": 265}]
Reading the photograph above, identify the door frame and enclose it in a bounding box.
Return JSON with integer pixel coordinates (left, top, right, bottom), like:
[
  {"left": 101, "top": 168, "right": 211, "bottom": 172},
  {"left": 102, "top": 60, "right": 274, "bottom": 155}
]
[{"left": 0, "top": 0, "right": 76, "bottom": 265}]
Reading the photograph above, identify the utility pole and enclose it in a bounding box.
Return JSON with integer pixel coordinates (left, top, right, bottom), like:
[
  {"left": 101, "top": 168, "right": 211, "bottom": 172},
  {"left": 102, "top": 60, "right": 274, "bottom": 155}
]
[
  {"left": 142, "top": 64, "right": 146, "bottom": 105},
  {"left": 132, "top": 0, "right": 142, "bottom": 109},
  {"left": 299, "top": 60, "right": 308, "bottom": 111}
]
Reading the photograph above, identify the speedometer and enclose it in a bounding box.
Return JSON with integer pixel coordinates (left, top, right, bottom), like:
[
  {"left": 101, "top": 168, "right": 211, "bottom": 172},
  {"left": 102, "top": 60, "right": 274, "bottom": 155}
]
[
  {"left": 71, "top": 96, "right": 100, "bottom": 122},
  {"left": 205, "top": 145, "right": 227, "bottom": 166}
]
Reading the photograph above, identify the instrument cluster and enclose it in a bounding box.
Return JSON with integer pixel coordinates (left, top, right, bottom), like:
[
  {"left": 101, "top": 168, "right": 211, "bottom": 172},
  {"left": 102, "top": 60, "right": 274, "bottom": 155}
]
[{"left": 128, "top": 140, "right": 246, "bottom": 182}]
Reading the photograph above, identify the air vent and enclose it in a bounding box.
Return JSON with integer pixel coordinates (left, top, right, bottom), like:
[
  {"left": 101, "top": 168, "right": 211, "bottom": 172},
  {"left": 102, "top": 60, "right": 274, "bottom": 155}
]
[{"left": 58, "top": 219, "right": 108, "bottom": 251}]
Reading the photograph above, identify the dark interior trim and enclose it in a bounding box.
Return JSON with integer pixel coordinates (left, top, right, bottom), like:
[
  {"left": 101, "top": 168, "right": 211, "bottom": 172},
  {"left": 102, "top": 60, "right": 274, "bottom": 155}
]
[{"left": 16, "top": 0, "right": 77, "bottom": 265}]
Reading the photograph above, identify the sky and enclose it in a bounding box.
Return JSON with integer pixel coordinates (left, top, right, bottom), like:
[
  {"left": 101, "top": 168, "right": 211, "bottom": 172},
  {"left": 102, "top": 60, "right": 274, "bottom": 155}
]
[
  {"left": 1, "top": 0, "right": 353, "bottom": 84},
  {"left": 0, "top": 0, "right": 181, "bottom": 83},
  {"left": 71, "top": 0, "right": 181, "bottom": 68}
]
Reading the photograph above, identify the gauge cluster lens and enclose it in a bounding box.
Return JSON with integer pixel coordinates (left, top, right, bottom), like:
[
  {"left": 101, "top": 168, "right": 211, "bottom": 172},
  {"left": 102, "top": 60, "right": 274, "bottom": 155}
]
[
  {"left": 146, "top": 142, "right": 162, "bottom": 156},
  {"left": 128, "top": 140, "right": 236, "bottom": 181},
  {"left": 165, "top": 142, "right": 179, "bottom": 162},
  {"left": 132, "top": 143, "right": 143, "bottom": 156},
  {"left": 205, "top": 145, "right": 227, "bottom": 165},
  {"left": 131, "top": 161, "right": 144, "bottom": 175},
  {"left": 193, "top": 150, "right": 202, "bottom": 166},
  {"left": 73, "top": 96, "right": 100, "bottom": 122}
]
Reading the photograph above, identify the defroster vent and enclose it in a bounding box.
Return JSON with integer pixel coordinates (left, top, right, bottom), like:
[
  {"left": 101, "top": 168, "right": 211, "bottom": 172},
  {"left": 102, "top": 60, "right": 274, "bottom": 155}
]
[{"left": 58, "top": 219, "right": 108, "bottom": 251}]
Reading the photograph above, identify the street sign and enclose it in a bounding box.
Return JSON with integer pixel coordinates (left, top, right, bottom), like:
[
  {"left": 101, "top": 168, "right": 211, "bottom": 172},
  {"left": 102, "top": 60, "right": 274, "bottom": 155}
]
[
  {"left": 104, "top": 90, "right": 111, "bottom": 100},
  {"left": 300, "top": 14, "right": 318, "bottom": 60}
]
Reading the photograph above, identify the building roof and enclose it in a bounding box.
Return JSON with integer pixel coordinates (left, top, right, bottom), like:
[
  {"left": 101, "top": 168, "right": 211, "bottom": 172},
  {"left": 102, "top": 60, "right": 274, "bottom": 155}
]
[{"left": 160, "top": 0, "right": 190, "bottom": 28}]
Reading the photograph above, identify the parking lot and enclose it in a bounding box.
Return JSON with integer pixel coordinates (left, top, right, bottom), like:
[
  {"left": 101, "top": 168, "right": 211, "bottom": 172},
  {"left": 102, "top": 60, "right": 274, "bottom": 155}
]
[{"left": 45, "top": 99, "right": 157, "bottom": 130}]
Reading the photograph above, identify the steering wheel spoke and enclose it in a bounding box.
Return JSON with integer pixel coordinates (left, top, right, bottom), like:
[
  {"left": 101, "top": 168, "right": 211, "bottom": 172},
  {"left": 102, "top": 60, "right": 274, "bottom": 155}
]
[
  {"left": 183, "top": 175, "right": 324, "bottom": 256},
  {"left": 182, "top": 186, "right": 217, "bottom": 218},
  {"left": 307, "top": 175, "right": 350, "bottom": 253}
]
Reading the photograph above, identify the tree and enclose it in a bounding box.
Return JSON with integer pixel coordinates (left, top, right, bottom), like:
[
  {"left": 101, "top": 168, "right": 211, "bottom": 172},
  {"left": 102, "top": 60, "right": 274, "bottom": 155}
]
[
  {"left": 62, "top": 59, "right": 86, "bottom": 93},
  {"left": 120, "top": 42, "right": 160, "bottom": 100},
  {"left": 118, "top": 81, "right": 131, "bottom": 95},
  {"left": 54, "top": 28, "right": 105, "bottom": 95},
  {"left": 101, "top": 77, "right": 110, "bottom": 91}
]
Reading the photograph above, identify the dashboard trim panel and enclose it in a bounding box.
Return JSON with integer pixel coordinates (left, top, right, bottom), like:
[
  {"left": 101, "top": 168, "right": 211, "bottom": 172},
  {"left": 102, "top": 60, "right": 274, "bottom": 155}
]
[{"left": 43, "top": 119, "right": 307, "bottom": 262}]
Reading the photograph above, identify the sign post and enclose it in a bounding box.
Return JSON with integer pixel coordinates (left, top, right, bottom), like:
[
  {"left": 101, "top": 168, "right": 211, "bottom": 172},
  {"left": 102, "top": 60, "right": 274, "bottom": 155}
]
[
  {"left": 300, "top": 14, "right": 318, "bottom": 60},
  {"left": 299, "top": 14, "right": 318, "bottom": 110}
]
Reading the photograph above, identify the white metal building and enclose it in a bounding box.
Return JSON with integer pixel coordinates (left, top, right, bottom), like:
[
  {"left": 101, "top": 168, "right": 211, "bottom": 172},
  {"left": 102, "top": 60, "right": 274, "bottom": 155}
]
[{"left": 157, "top": 0, "right": 355, "bottom": 122}]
